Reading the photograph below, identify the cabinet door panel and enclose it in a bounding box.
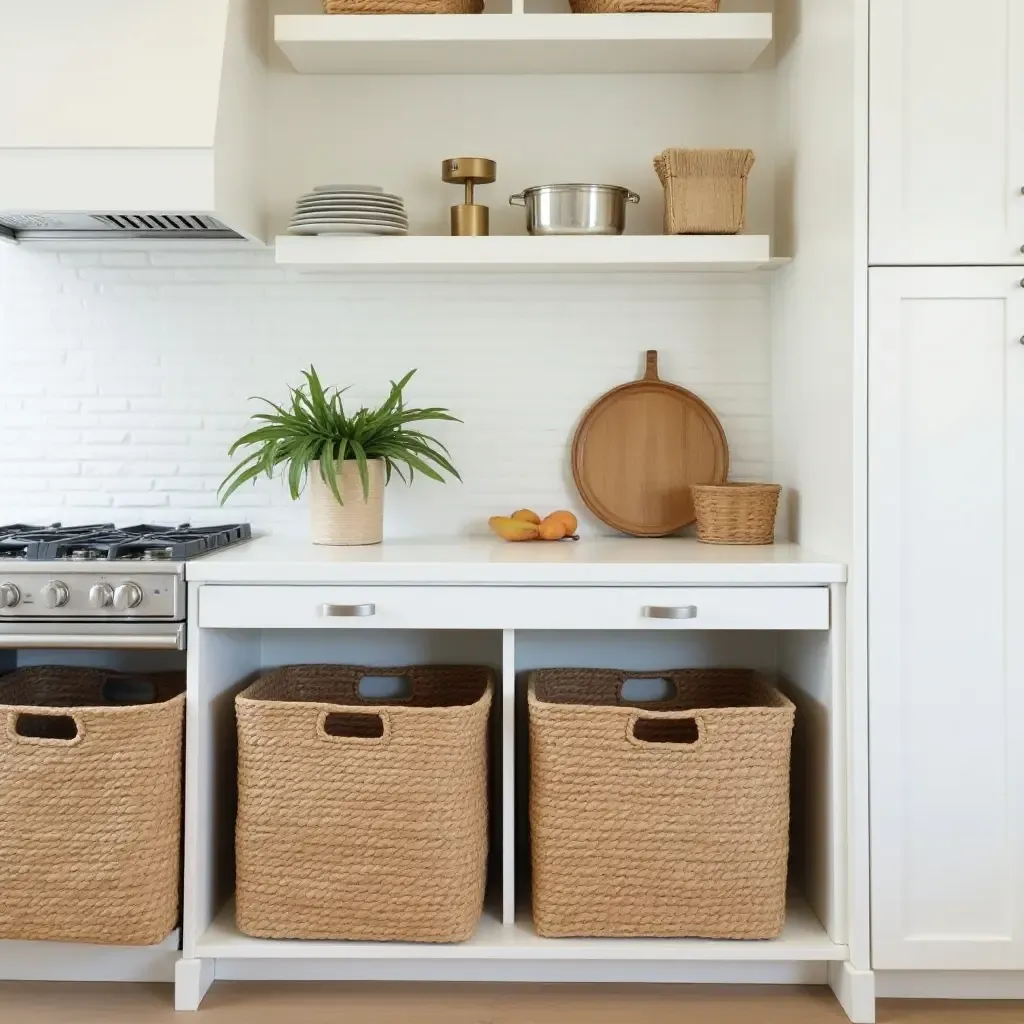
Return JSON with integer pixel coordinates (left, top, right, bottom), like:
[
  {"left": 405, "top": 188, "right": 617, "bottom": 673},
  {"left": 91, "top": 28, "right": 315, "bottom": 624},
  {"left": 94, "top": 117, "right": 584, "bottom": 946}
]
[
  {"left": 870, "top": 0, "right": 1024, "bottom": 265},
  {"left": 869, "top": 267, "right": 1024, "bottom": 969}
]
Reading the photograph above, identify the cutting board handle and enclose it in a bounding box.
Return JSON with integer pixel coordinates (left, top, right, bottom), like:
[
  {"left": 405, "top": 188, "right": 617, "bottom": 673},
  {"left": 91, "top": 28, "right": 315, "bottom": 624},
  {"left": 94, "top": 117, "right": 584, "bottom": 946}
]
[{"left": 644, "top": 350, "right": 660, "bottom": 381}]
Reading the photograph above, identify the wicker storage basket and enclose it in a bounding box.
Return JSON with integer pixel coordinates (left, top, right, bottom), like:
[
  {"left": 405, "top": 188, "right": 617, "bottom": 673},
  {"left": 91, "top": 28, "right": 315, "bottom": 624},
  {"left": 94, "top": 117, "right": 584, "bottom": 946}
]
[
  {"left": 529, "top": 668, "right": 794, "bottom": 939},
  {"left": 692, "top": 483, "right": 781, "bottom": 545},
  {"left": 323, "top": 0, "right": 483, "bottom": 12},
  {"left": 235, "top": 664, "right": 493, "bottom": 942},
  {"left": 570, "top": 0, "right": 718, "bottom": 10},
  {"left": 0, "top": 667, "right": 185, "bottom": 945},
  {"left": 654, "top": 148, "right": 755, "bottom": 235}
]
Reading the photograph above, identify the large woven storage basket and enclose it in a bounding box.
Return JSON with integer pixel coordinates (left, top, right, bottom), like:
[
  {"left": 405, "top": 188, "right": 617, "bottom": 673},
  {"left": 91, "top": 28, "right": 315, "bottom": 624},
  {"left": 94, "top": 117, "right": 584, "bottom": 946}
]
[
  {"left": 235, "top": 664, "right": 493, "bottom": 942},
  {"left": 529, "top": 668, "right": 794, "bottom": 939},
  {"left": 0, "top": 667, "right": 185, "bottom": 945},
  {"left": 323, "top": 0, "right": 483, "bottom": 12},
  {"left": 654, "top": 148, "right": 755, "bottom": 235},
  {"left": 570, "top": 0, "right": 718, "bottom": 11}
]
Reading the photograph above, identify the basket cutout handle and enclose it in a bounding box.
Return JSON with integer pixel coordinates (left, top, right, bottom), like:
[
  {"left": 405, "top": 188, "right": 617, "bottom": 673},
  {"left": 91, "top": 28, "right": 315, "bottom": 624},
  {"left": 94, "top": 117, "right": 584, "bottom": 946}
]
[
  {"left": 317, "top": 709, "right": 390, "bottom": 745},
  {"left": 356, "top": 674, "right": 413, "bottom": 702},
  {"left": 8, "top": 709, "right": 84, "bottom": 747},
  {"left": 627, "top": 711, "right": 706, "bottom": 752},
  {"left": 619, "top": 676, "right": 678, "bottom": 704}
]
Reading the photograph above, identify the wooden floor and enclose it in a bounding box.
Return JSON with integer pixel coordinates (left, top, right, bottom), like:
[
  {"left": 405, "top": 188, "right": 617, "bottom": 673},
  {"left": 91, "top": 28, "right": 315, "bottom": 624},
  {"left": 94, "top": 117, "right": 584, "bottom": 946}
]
[{"left": 1, "top": 983, "right": 1023, "bottom": 1024}]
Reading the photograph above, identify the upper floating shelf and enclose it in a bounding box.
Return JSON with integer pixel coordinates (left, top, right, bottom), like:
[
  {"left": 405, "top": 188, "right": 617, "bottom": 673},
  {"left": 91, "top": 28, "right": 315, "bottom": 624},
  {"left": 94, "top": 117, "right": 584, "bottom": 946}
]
[
  {"left": 274, "top": 13, "right": 774, "bottom": 75},
  {"left": 274, "top": 235, "right": 786, "bottom": 274}
]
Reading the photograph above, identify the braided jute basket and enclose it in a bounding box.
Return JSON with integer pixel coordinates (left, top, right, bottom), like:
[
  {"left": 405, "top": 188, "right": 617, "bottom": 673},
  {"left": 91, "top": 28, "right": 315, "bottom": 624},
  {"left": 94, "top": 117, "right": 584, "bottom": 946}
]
[
  {"left": 692, "top": 482, "right": 781, "bottom": 545},
  {"left": 655, "top": 147, "right": 755, "bottom": 234},
  {"left": 236, "top": 664, "right": 493, "bottom": 942},
  {"left": 529, "top": 668, "right": 794, "bottom": 939},
  {"left": 570, "top": 0, "right": 718, "bottom": 11},
  {"left": 0, "top": 667, "right": 185, "bottom": 945},
  {"left": 323, "top": 0, "right": 483, "bottom": 12}
]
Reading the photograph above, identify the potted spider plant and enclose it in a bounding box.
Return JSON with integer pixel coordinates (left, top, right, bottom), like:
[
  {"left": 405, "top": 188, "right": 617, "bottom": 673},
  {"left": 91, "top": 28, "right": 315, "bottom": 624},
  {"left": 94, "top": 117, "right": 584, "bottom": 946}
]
[{"left": 219, "top": 366, "right": 460, "bottom": 546}]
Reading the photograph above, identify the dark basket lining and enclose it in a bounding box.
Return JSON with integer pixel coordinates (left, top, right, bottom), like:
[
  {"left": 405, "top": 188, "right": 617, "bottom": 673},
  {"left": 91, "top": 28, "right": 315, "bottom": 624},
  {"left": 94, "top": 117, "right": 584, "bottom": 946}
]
[
  {"left": 531, "top": 668, "right": 788, "bottom": 712},
  {"left": 243, "top": 664, "right": 492, "bottom": 709},
  {"left": 0, "top": 666, "right": 185, "bottom": 709}
]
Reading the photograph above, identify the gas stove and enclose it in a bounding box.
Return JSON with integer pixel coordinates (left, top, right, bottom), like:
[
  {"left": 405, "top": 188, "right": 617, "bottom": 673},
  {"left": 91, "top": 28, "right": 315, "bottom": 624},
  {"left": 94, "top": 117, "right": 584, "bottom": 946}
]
[
  {"left": 0, "top": 523, "right": 251, "bottom": 648},
  {"left": 0, "top": 522, "right": 251, "bottom": 563}
]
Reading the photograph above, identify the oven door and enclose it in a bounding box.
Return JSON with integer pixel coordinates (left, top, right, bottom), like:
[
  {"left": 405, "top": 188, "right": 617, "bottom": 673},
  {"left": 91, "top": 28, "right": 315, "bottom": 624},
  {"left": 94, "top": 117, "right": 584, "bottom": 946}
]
[{"left": 0, "top": 621, "right": 185, "bottom": 650}]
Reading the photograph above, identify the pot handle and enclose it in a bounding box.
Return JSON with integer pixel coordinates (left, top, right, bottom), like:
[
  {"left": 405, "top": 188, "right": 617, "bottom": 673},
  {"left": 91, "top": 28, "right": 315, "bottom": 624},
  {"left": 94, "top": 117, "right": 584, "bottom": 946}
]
[
  {"left": 627, "top": 191, "right": 640, "bottom": 204},
  {"left": 509, "top": 193, "right": 526, "bottom": 207}
]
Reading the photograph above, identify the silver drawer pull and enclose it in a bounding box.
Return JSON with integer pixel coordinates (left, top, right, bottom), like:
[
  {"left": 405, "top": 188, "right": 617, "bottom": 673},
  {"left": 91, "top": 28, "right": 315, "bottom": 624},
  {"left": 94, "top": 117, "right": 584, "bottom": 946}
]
[
  {"left": 319, "top": 603, "right": 376, "bottom": 618},
  {"left": 643, "top": 605, "right": 697, "bottom": 620}
]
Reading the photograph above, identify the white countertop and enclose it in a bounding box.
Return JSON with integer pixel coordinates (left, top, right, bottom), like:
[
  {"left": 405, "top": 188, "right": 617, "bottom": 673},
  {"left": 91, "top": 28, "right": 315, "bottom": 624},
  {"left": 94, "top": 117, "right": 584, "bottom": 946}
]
[{"left": 184, "top": 537, "right": 846, "bottom": 586}]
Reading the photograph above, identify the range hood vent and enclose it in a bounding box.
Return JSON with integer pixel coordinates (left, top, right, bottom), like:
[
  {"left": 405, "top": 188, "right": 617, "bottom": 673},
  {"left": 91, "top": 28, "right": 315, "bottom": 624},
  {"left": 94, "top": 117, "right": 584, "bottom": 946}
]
[
  {"left": 0, "top": 212, "right": 242, "bottom": 243},
  {"left": 0, "top": 0, "right": 264, "bottom": 248}
]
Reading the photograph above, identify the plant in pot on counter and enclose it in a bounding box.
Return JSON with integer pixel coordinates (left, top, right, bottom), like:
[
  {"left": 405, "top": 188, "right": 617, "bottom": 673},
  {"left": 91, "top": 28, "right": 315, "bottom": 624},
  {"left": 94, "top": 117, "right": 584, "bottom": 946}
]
[{"left": 219, "top": 366, "right": 460, "bottom": 546}]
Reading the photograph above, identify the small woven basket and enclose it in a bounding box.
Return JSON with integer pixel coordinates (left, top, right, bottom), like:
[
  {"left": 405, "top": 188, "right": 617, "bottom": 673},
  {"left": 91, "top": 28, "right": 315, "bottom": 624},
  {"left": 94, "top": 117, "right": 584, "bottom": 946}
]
[
  {"left": 692, "top": 483, "right": 781, "bottom": 545},
  {"left": 654, "top": 148, "right": 755, "bottom": 235},
  {"left": 323, "top": 0, "right": 483, "bottom": 12},
  {"left": 569, "top": 0, "right": 719, "bottom": 11},
  {"left": 529, "top": 668, "right": 794, "bottom": 939},
  {"left": 235, "top": 664, "right": 493, "bottom": 942},
  {"left": 0, "top": 667, "right": 185, "bottom": 945}
]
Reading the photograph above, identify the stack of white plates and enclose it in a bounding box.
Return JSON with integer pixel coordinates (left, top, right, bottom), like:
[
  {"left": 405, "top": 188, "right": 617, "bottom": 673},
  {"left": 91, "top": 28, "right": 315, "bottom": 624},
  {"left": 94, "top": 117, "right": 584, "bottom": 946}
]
[{"left": 288, "top": 185, "right": 408, "bottom": 236}]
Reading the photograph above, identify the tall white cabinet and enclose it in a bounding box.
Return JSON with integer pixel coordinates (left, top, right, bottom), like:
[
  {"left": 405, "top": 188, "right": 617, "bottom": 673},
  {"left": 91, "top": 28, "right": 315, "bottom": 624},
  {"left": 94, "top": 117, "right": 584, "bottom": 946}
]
[
  {"left": 867, "top": 268, "right": 1024, "bottom": 969},
  {"left": 869, "top": 0, "right": 1024, "bottom": 265},
  {"left": 869, "top": 0, "right": 1024, "bottom": 983}
]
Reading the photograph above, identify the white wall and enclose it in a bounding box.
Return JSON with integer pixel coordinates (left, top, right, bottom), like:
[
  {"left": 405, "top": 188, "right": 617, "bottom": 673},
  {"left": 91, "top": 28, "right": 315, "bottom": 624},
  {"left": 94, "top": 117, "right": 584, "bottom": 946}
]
[
  {"left": 0, "top": 0, "right": 784, "bottom": 542},
  {"left": 0, "top": 247, "right": 773, "bottom": 538}
]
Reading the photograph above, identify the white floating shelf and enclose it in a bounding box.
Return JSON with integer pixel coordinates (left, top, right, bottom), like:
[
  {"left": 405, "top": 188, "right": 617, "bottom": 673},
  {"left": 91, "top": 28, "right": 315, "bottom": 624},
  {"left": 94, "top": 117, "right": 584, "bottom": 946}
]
[
  {"left": 274, "top": 235, "right": 784, "bottom": 274},
  {"left": 274, "top": 13, "right": 773, "bottom": 75},
  {"left": 198, "top": 897, "right": 845, "bottom": 962}
]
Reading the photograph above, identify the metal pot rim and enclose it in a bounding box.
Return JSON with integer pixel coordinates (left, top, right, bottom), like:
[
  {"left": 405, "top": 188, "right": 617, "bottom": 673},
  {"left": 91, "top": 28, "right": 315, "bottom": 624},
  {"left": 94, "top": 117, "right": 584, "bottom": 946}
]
[{"left": 518, "top": 183, "right": 634, "bottom": 196}]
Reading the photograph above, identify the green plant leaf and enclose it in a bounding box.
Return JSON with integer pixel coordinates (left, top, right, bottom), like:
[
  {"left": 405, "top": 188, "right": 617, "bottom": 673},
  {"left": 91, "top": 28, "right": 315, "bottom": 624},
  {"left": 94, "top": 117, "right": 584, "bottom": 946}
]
[{"left": 219, "top": 366, "right": 460, "bottom": 507}]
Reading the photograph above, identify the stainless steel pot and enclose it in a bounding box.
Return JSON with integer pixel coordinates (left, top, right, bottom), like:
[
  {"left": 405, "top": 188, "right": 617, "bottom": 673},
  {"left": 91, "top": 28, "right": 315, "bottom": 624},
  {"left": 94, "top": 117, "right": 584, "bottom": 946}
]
[{"left": 509, "top": 183, "right": 640, "bottom": 236}]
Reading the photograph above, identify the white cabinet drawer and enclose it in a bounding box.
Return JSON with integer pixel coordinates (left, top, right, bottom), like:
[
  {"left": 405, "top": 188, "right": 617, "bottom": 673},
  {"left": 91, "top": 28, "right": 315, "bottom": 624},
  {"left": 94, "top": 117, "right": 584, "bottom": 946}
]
[{"left": 198, "top": 585, "right": 829, "bottom": 631}]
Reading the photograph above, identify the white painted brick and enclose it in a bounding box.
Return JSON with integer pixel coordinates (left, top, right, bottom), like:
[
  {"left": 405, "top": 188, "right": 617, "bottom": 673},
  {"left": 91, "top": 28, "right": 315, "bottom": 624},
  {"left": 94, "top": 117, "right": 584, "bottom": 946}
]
[
  {"left": 0, "top": 246, "right": 775, "bottom": 536},
  {"left": 154, "top": 478, "right": 212, "bottom": 492},
  {"left": 99, "top": 253, "right": 151, "bottom": 268},
  {"left": 112, "top": 493, "right": 169, "bottom": 507},
  {"left": 82, "top": 397, "right": 130, "bottom": 412},
  {"left": 82, "top": 430, "right": 130, "bottom": 445},
  {"left": 58, "top": 253, "right": 100, "bottom": 268}
]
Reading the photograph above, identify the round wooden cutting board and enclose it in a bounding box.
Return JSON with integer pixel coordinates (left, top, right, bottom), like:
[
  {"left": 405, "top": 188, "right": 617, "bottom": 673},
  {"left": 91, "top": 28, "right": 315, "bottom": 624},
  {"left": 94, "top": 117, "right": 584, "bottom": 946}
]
[{"left": 571, "top": 351, "right": 729, "bottom": 537}]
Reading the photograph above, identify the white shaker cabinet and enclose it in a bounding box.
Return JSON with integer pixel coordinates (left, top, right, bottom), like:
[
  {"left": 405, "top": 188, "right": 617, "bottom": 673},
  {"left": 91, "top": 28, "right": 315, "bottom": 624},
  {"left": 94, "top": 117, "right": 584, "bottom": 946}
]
[
  {"left": 868, "top": 267, "right": 1024, "bottom": 969},
  {"left": 869, "top": 0, "right": 1024, "bottom": 266}
]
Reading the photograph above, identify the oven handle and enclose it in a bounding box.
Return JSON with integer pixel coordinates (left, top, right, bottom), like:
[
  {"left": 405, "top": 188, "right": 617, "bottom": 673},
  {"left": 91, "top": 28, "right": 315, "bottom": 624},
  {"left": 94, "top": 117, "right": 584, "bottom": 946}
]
[{"left": 0, "top": 625, "right": 185, "bottom": 650}]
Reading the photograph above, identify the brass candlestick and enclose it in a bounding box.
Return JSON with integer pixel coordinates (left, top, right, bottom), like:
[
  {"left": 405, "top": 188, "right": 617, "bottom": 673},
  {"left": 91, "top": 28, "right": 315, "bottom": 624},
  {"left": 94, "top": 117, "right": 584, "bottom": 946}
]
[{"left": 442, "top": 157, "right": 496, "bottom": 236}]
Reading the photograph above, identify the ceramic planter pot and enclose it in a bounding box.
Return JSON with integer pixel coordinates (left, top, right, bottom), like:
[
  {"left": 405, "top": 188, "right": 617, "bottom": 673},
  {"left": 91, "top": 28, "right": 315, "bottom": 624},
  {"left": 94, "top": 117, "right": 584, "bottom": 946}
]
[{"left": 308, "top": 459, "right": 384, "bottom": 546}]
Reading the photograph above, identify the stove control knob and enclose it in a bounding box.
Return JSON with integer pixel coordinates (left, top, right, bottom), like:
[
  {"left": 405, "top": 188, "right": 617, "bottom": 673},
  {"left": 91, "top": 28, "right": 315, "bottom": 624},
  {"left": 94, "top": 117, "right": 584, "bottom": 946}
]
[
  {"left": 0, "top": 583, "right": 20, "bottom": 609},
  {"left": 113, "top": 582, "right": 143, "bottom": 611},
  {"left": 89, "top": 583, "right": 114, "bottom": 609},
  {"left": 41, "top": 581, "right": 70, "bottom": 609}
]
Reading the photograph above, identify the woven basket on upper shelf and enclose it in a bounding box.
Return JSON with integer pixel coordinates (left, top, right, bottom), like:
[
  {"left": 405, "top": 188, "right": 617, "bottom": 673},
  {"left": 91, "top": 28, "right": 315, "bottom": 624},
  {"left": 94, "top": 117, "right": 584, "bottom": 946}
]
[
  {"left": 0, "top": 666, "right": 185, "bottom": 945},
  {"left": 235, "top": 663, "right": 493, "bottom": 942},
  {"left": 569, "top": 0, "right": 719, "bottom": 11},
  {"left": 691, "top": 482, "right": 781, "bottom": 545},
  {"left": 654, "top": 148, "right": 755, "bottom": 235},
  {"left": 528, "top": 668, "right": 794, "bottom": 939},
  {"left": 323, "top": 0, "right": 483, "bottom": 12}
]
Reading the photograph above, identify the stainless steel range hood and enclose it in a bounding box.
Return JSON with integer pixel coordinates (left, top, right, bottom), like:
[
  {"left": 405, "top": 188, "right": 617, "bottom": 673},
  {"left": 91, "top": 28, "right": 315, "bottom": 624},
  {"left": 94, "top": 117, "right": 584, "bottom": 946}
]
[{"left": 0, "top": 0, "right": 265, "bottom": 247}]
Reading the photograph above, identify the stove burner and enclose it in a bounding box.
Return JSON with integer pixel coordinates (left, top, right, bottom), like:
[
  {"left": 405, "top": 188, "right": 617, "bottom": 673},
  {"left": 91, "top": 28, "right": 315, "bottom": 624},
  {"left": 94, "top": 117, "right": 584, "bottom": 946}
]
[{"left": 0, "top": 523, "right": 251, "bottom": 562}]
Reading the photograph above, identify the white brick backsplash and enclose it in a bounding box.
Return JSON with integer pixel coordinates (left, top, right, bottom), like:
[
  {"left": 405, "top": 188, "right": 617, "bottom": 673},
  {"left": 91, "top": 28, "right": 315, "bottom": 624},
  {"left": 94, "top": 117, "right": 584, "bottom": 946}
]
[{"left": 0, "top": 248, "right": 775, "bottom": 536}]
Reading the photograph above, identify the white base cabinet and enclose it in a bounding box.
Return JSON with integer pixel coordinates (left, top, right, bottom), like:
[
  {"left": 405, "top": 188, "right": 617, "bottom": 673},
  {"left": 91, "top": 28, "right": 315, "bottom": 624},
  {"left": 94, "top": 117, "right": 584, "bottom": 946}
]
[
  {"left": 868, "top": 267, "right": 1024, "bottom": 970},
  {"left": 171, "top": 547, "right": 870, "bottom": 1022}
]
